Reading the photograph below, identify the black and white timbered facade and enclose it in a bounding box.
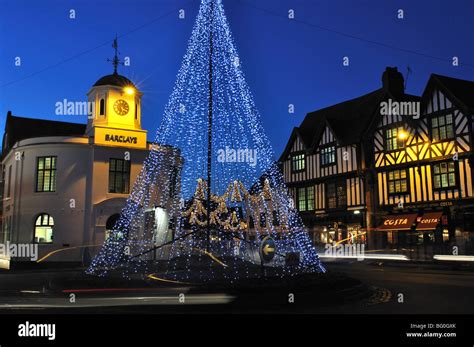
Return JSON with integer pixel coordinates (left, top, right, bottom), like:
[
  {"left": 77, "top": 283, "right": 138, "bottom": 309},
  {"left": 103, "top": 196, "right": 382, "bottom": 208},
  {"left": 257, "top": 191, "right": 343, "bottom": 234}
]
[
  {"left": 280, "top": 67, "right": 474, "bottom": 253},
  {"left": 371, "top": 74, "right": 474, "bottom": 252}
]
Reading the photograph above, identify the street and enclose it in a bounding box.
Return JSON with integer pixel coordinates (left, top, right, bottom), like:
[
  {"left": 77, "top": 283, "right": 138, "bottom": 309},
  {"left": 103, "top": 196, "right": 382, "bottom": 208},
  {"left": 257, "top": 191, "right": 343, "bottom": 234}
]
[{"left": 0, "top": 261, "right": 473, "bottom": 314}]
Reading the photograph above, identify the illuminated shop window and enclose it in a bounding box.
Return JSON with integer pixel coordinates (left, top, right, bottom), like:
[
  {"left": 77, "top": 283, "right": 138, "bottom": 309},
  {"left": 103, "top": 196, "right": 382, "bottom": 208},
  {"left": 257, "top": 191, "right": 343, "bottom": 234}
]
[{"left": 34, "top": 213, "right": 54, "bottom": 243}]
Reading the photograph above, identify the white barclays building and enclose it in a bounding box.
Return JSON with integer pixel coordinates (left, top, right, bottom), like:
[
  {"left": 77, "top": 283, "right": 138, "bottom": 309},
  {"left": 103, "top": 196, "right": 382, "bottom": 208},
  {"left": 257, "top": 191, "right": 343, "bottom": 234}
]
[{"left": 0, "top": 70, "right": 181, "bottom": 265}]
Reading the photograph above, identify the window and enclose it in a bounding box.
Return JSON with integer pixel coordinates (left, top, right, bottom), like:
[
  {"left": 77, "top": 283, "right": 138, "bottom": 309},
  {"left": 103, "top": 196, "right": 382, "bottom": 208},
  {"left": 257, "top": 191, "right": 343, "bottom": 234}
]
[
  {"left": 99, "top": 98, "right": 105, "bottom": 116},
  {"left": 388, "top": 169, "right": 408, "bottom": 194},
  {"left": 298, "top": 187, "right": 306, "bottom": 211},
  {"left": 433, "top": 162, "right": 456, "bottom": 189},
  {"left": 291, "top": 153, "right": 305, "bottom": 172},
  {"left": 385, "top": 127, "right": 405, "bottom": 151},
  {"left": 7, "top": 165, "right": 12, "bottom": 197},
  {"left": 307, "top": 186, "right": 315, "bottom": 211},
  {"left": 1, "top": 216, "right": 11, "bottom": 243},
  {"left": 109, "top": 158, "right": 131, "bottom": 194},
  {"left": 34, "top": 213, "right": 54, "bottom": 243},
  {"left": 321, "top": 146, "right": 336, "bottom": 166},
  {"left": 135, "top": 103, "right": 138, "bottom": 120},
  {"left": 326, "top": 180, "right": 346, "bottom": 209},
  {"left": 36, "top": 156, "right": 57, "bottom": 192},
  {"left": 297, "top": 186, "right": 314, "bottom": 212},
  {"left": 105, "top": 214, "right": 121, "bottom": 240},
  {"left": 431, "top": 114, "right": 454, "bottom": 141}
]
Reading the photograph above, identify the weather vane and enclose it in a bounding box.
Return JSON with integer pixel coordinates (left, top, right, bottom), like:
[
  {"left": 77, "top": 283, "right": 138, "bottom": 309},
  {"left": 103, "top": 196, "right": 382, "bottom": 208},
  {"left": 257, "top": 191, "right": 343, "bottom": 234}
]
[{"left": 108, "top": 35, "right": 124, "bottom": 74}]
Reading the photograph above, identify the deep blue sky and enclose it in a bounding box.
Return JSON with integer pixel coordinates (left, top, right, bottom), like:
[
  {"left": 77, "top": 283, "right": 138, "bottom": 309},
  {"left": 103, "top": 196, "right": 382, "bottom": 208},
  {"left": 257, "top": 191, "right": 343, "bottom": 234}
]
[{"left": 1, "top": 0, "right": 473, "bottom": 156}]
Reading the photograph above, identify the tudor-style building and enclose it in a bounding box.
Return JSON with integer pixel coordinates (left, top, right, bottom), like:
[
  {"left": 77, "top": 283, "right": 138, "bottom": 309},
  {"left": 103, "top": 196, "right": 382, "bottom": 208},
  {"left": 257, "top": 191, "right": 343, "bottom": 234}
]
[
  {"left": 371, "top": 73, "right": 474, "bottom": 256},
  {"left": 280, "top": 67, "right": 474, "bottom": 256}
]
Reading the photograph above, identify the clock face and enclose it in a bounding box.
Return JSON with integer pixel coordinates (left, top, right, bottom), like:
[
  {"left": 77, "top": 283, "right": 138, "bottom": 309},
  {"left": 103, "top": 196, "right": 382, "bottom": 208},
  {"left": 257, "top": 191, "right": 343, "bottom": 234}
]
[{"left": 113, "top": 99, "right": 129, "bottom": 116}]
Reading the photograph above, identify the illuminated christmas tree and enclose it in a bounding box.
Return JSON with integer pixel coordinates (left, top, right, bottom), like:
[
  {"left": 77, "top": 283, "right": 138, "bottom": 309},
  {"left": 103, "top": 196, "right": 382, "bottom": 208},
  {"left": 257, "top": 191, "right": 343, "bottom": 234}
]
[{"left": 87, "top": 0, "right": 325, "bottom": 281}]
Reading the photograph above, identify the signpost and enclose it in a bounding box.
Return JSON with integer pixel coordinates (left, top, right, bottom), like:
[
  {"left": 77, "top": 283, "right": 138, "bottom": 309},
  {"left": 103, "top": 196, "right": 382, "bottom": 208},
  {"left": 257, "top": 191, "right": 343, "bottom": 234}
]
[
  {"left": 259, "top": 236, "right": 276, "bottom": 263},
  {"left": 259, "top": 236, "right": 276, "bottom": 277}
]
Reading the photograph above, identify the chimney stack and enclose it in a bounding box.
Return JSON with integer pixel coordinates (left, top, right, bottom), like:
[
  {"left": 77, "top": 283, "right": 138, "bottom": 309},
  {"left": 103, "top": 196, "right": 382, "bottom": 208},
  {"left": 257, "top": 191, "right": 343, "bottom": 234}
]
[{"left": 382, "top": 67, "right": 405, "bottom": 97}]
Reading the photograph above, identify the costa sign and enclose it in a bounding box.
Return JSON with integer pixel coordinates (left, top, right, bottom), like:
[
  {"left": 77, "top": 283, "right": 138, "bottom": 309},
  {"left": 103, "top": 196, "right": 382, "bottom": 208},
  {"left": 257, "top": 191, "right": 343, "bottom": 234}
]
[
  {"left": 378, "top": 214, "right": 417, "bottom": 231},
  {"left": 384, "top": 218, "right": 409, "bottom": 226}
]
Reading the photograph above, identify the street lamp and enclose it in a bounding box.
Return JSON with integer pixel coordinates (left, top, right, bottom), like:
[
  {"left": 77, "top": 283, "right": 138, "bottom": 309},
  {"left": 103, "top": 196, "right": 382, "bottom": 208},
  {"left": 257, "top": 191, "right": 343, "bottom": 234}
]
[
  {"left": 124, "top": 86, "right": 135, "bottom": 95},
  {"left": 398, "top": 130, "right": 408, "bottom": 140}
]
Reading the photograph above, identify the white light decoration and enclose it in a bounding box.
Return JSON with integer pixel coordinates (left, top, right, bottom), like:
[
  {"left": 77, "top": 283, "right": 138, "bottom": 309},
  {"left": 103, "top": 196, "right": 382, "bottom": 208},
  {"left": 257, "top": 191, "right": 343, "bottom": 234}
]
[{"left": 87, "top": 0, "right": 325, "bottom": 281}]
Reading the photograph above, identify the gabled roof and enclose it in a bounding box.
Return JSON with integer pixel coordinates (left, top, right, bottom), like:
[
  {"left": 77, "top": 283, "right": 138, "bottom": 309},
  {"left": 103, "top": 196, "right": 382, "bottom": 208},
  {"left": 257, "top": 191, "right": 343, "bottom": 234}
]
[
  {"left": 279, "top": 127, "right": 307, "bottom": 161},
  {"left": 423, "top": 74, "right": 474, "bottom": 114},
  {"left": 279, "top": 88, "right": 387, "bottom": 161},
  {"left": 309, "top": 88, "right": 386, "bottom": 147},
  {"left": 2, "top": 112, "right": 86, "bottom": 158},
  {"left": 278, "top": 65, "right": 439, "bottom": 162}
]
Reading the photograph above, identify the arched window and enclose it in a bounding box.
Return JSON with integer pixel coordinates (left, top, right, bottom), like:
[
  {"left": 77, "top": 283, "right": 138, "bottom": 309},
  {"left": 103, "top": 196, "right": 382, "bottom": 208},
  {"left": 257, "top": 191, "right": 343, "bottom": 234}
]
[
  {"left": 34, "top": 213, "right": 54, "bottom": 243},
  {"left": 105, "top": 214, "right": 121, "bottom": 240},
  {"left": 99, "top": 98, "right": 105, "bottom": 116}
]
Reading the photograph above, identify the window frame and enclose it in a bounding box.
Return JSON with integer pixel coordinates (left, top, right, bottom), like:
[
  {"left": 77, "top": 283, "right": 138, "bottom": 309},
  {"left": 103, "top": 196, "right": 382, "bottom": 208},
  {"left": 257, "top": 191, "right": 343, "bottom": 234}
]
[
  {"left": 384, "top": 125, "right": 406, "bottom": 152},
  {"left": 35, "top": 156, "right": 57, "bottom": 193},
  {"left": 387, "top": 168, "right": 409, "bottom": 195},
  {"left": 33, "top": 213, "right": 54, "bottom": 244},
  {"left": 326, "top": 179, "right": 347, "bottom": 210},
  {"left": 99, "top": 98, "right": 106, "bottom": 117},
  {"left": 432, "top": 161, "right": 457, "bottom": 190},
  {"left": 108, "top": 158, "right": 131, "bottom": 194},
  {"left": 6, "top": 165, "right": 12, "bottom": 197},
  {"left": 291, "top": 152, "right": 306, "bottom": 173},
  {"left": 320, "top": 144, "right": 336, "bottom": 167},
  {"left": 297, "top": 186, "right": 315, "bottom": 212},
  {"left": 430, "top": 113, "right": 455, "bottom": 143}
]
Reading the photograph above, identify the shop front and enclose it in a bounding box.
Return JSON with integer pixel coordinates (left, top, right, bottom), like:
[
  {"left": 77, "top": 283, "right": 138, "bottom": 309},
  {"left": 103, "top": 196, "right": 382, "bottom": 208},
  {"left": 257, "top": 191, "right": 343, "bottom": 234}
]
[{"left": 375, "top": 212, "right": 447, "bottom": 259}]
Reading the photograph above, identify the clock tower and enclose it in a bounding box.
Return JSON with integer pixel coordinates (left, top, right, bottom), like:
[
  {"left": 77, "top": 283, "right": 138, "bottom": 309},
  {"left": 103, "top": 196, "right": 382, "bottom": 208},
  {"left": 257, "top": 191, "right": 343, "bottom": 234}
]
[{"left": 86, "top": 38, "right": 147, "bottom": 149}]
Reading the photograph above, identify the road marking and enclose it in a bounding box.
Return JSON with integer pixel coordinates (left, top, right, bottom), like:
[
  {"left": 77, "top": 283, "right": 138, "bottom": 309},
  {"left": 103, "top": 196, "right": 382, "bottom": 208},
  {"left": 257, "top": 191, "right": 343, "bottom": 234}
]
[{"left": 367, "top": 287, "right": 392, "bottom": 306}]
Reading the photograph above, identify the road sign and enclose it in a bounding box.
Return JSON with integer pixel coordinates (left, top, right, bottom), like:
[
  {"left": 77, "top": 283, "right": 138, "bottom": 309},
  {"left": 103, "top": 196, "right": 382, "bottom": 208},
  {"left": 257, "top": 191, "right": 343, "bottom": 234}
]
[{"left": 259, "top": 236, "right": 276, "bottom": 263}]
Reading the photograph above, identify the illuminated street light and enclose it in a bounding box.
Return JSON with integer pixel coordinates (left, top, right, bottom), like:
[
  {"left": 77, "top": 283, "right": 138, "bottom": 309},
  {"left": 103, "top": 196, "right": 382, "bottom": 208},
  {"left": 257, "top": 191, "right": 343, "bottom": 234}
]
[
  {"left": 398, "top": 130, "right": 408, "bottom": 140},
  {"left": 124, "top": 86, "right": 135, "bottom": 95}
]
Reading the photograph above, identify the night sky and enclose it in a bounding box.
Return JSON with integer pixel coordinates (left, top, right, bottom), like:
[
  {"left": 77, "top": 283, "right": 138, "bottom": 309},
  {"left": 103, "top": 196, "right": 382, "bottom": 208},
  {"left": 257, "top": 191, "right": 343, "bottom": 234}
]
[{"left": 1, "top": 0, "right": 473, "bottom": 156}]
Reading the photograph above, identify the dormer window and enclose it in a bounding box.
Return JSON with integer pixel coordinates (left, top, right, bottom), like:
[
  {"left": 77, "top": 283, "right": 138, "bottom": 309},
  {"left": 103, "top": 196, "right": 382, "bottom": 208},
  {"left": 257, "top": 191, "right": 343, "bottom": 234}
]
[
  {"left": 431, "top": 114, "right": 454, "bottom": 142},
  {"left": 321, "top": 145, "right": 336, "bottom": 166},
  {"left": 385, "top": 127, "right": 405, "bottom": 151},
  {"left": 291, "top": 153, "right": 305, "bottom": 172}
]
